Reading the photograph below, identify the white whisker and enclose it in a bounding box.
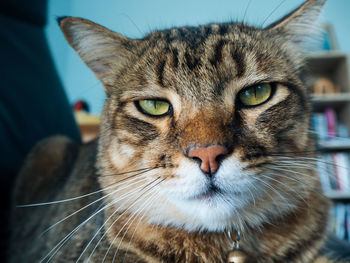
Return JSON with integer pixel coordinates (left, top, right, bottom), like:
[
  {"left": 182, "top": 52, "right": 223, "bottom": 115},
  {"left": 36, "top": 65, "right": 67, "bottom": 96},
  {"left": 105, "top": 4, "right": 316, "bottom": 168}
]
[
  {"left": 42, "top": 176, "right": 149, "bottom": 236},
  {"left": 274, "top": 156, "right": 350, "bottom": 170},
  {"left": 40, "top": 178, "right": 150, "bottom": 263},
  {"left": 102, "top": 178, "right": 163, "bottom": 263},
  {"left": 82, "top": 178, "right": 161, "bottom": 263},
  {"left": 259, "top": 174, "right": 309, "bottom": 208},
  {"left": 273, "top": 161, "right": 318, "bottom": 170},
  {"left": 112, "top": 192, "right": 161, "bottom": 263},
  {"left": 122, "top": 200, "right": 160, "bottom": 263},
  {"left": 17, "top": 168, "right": 155, "bottom": 207},
  {"left": 246, "top": 183, "right": 256, "bottom": 206},
  {"left": 267, "top": 166, "right": 319, "bottom": 182},
  {"left": 252, "top": 175, "right": 290, "bottom": 207}
]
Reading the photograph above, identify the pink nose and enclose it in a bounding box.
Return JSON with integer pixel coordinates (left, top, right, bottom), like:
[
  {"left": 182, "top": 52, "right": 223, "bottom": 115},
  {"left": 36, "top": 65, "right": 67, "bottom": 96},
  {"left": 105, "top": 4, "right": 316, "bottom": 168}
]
[{"left": 187, "top": 145, "right": 228, "bottom": 174}]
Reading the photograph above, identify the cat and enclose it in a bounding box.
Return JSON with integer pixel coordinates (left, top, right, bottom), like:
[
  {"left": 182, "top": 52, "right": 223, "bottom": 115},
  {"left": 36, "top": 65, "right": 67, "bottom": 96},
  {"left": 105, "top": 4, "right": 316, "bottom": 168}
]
[{"left": 8, "top": 0, "right": 350, "bottom": 262}]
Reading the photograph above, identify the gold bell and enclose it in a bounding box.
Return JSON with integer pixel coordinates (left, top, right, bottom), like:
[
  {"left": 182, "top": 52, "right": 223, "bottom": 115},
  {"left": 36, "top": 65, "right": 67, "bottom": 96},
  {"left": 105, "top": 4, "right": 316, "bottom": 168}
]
[{"left": 227, "top": 249, "right": 247, "bottom": 263}]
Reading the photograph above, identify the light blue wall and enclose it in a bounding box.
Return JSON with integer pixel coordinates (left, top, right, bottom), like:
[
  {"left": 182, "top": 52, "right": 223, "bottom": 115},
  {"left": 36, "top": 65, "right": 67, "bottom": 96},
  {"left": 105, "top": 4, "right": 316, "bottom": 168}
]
[{"left": 45, "top": 0, "right": 350, "bottom": 114}]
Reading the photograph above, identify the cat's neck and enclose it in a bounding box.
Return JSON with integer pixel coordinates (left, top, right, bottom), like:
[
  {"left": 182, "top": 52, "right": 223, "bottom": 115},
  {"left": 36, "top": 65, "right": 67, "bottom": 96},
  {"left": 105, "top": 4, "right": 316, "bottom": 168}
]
[
  {"left": 103, "top": 210, "right": 232, "bottom": 262},
  {"left": 103, "top": 190, "right": 329, "bottom": 263}
]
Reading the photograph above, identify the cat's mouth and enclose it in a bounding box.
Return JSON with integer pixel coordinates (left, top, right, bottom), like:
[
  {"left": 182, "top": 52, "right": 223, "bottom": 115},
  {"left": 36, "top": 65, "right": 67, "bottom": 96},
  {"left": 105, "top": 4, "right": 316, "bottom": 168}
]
[{"left": 192, "top": 183, "right": 222, "bottom": 200}]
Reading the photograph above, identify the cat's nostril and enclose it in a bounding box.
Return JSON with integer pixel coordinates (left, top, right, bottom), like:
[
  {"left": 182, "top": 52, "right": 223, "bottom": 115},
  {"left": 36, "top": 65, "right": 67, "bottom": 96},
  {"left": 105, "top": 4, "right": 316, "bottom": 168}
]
[
  {"left": 191, "top": 156, "right": 202, "bottom": 163},
  {"left": 215, "top": 154, "right": 226, "bottom": 163},
  {"left": 186, "top": 145, "right": 228, "bottom": 174}
]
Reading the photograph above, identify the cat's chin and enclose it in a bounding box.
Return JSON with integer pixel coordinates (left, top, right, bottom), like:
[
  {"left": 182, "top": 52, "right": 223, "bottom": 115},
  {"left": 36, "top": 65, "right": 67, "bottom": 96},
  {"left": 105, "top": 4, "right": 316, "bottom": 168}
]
[
  {"left": 146, "top": 180, "right": 296, "bottom": 233},
  {"left": 176, "top": 196, "right": 247, "bottom": 232},
  {"left": 146, "top": 192, "right": 294, "bottom": 233},
  {"left": 145, "top": 190, "right": 254, "bottom": 232}
]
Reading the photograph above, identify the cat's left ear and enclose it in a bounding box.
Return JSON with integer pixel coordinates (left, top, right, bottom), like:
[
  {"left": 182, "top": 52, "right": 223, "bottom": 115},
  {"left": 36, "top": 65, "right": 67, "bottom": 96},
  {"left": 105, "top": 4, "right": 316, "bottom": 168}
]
[
  {"left": 59, "top": 17, "right": 137, "bottom": 93},
  {"left": 266, "top": 0, "right": 326, "bottom": 45}
]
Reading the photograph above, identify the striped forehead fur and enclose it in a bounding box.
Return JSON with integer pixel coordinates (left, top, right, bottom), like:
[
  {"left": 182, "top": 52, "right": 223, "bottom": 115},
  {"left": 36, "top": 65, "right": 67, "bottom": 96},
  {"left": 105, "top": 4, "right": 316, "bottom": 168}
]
[{"left": 110, "top": 23, "right": 304, "bottom": 111}]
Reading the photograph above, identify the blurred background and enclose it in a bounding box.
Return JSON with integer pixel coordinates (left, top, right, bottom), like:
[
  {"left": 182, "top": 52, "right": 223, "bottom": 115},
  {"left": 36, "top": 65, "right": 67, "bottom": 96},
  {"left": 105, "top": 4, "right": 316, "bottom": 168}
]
[{"left": 46, "top": 0, "right": 350, "bottom": 114}]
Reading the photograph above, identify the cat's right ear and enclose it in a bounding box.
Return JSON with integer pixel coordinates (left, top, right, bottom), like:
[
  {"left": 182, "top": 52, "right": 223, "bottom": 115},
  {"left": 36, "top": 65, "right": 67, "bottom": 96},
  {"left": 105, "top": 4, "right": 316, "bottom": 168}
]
[
  {"left": 265, "top": 0, "right": 326, "bottom": 47},
  {"left": 59, "top": 17, "right": 135, "bottom": 93}
]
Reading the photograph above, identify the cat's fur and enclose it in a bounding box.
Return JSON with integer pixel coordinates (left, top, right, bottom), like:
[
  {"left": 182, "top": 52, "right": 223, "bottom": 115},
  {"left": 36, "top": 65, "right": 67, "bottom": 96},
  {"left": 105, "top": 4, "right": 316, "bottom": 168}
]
[{"left": 8, "top": 0, "right": 350, "bottom": 262}]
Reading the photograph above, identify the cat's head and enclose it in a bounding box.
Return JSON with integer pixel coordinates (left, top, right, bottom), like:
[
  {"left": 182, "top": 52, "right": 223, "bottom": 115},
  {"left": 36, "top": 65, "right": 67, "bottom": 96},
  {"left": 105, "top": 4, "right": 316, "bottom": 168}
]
[{"left": 60, "top": 0, "right": 325, "bottom": 232}]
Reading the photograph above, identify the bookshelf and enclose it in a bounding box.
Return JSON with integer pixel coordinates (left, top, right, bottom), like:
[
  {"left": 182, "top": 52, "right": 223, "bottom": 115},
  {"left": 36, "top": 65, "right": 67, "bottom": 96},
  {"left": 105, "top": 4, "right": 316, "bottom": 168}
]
[{"left": 306, "top": 51, "right": 350, "bottom": 242}]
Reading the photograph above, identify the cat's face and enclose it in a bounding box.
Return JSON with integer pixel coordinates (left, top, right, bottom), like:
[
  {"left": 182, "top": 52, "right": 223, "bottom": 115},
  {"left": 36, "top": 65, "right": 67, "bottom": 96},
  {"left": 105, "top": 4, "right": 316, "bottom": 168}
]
[
  {"left": 97, "top": 25, "right": 311, "bottom": 232},
  {"left": 60, "top": 0, "right": 324, "bottom": 232}
]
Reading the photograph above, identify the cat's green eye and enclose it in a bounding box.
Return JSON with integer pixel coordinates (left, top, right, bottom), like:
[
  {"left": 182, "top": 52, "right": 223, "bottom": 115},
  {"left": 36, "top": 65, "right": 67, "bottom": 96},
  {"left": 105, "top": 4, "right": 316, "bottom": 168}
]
[
  {"left": 137, "top": 99, "right": 170, "bottom": 116},
  {"left": 238, "top": 84, "right": 273, "bottom": 107}
]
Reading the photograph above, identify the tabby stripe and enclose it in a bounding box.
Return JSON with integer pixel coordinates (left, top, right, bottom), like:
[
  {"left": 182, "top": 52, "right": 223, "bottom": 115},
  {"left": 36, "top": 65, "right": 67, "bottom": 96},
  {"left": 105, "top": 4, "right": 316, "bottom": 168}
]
[
  {"left": 210, "top": 39, "right": 228, "bottom": 67},
  {"left": 116, "top": 114, "right": 159, "bottom": 142},
  {"left": 256, "top": 90, "right": 305, "bottom": 128},
  {"left": 136, "top": 239, "right": 176, "bottom": 262},
  {"left": 108, "top": 100, "right": 126, "bottom": 130},
  {"left": 243, "top": 145, "right": 267, "bottom": 160},
  {"left": 177, "top": 28, "right": 186, "bottom": 39},
  {"left": 286, "top": 82, "right": 307, "bottom": 107},
  {"left": 170, "top": 48, "right": 179, "bottom": 69},
  {"left": 156, "top": 59, "right": 166, "bottom": 87},
  {"left": 219, "top": 24, "right": 229, "bottom": 35},
  {"left": 203, "top": 26, "right": 212, "bottom": 37},
  {"left": 232, "top": 48, "right": 245, "bottom": 78},
  {"left": 184, "top": 51, "right": 201, "bottom": 70},
  {"left": 279, "top": 214, "right": 327, "bottom": 262}
]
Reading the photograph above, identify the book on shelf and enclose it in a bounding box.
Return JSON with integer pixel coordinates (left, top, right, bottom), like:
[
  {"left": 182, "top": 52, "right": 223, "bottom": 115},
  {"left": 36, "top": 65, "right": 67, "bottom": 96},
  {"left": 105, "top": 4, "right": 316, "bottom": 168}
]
[
  {"left": 330, "top": 203, "right": 350, "bottom": 242},
  {"left": 325, "top": 108, "right": 336, "bottom": 139},
  {"left": 316, "top": 153, "right": 350, "bottom": 193},
  {"left": 312, "top": 107, "right": 350, "bottom": 148}
]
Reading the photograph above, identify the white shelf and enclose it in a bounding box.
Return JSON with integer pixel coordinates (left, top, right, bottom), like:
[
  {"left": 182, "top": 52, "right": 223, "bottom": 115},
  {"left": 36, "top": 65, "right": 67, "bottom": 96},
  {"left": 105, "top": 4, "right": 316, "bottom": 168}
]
[
  {"left": 306, "top": 51, "right": 348, "bottom": 60},
  {"left": 325, "top": 190, "right": 350, "bottom": 200},
  {"left": 311, "top": 93, "right": 350, "bottom": 103},
  {"left": 318, "top": 139, "right": 350, "bottom": 150},
  {"left": 311, "top": 93, "right": 350, "bottom": 111}
]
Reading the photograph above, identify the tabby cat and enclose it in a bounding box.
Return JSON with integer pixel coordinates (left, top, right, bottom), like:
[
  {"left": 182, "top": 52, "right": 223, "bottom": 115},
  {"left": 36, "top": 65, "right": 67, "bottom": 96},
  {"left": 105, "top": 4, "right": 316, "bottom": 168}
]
[{"left": 9, "top": 0, "right": 350, "bottom": 262}]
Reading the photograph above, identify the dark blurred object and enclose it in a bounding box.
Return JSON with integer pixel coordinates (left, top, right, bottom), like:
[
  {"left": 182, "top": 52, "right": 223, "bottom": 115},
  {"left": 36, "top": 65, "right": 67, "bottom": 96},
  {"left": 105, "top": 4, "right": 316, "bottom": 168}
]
[
  {"left": 0, "top": 0, "right": 81, "bottom": 261},
  {"left": 74, "top": 100, "right": 90, "bottom": 112},
  {"left": 0, "top": 0, "right": 47, "bottom": 26},
  {"left": 322, "top": 235, "right": 350, "bottom": 260}
]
